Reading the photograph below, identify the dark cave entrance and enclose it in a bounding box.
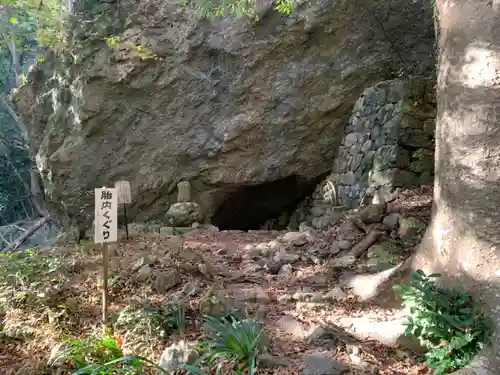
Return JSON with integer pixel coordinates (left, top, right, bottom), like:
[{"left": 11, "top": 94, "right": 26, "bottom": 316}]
[{"left": 211, "top": 174, "right": 327, "bottom": 231}]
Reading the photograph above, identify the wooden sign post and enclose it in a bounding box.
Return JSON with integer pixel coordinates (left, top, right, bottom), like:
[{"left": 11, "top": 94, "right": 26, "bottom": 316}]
[
  {"left": 115, "top": 180, "right": 132, "bottom": 240},
  {"left": 95, "top": 186, "right": 118, "bottom": 333}
]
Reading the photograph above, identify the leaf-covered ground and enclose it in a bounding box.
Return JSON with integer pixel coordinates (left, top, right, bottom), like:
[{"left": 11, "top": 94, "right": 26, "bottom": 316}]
[{"left": 0, "top": 186, "right": 433, "bottom": 375}]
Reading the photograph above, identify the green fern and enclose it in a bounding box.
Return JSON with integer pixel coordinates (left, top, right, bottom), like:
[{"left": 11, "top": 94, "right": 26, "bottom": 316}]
[{"left": 393, "top": 270, "right": 493, "bottom": 374}]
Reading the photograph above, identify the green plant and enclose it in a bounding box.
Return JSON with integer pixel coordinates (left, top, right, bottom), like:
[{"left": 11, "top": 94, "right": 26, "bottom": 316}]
[
  {"left": 49, "top": 333, "right": 169, "bottom": 374},
  {"left": 170, "top": 302, "right": 187, "bottom": 336},
  {"left": 393, "top": 270, "right": 493, "bottom": 374},
  {"left": 183, "top": 312, "right": 263, "bottom": 375},
  {"left": 182, "top": 0, "right": 295, "bottom": 19},
  {"left": 0, "top": 248, "right": 67, "bottom": 288}
]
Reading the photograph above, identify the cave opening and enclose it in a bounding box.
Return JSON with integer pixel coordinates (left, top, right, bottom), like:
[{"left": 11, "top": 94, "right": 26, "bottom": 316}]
[{"left": 211, "top": 174, "right": 328, "bottom": 231}]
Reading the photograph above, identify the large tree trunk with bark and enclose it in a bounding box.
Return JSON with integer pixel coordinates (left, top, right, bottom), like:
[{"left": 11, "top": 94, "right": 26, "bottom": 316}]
[{"left": 412, "top": 1, "right": 500, "bottom": 373}]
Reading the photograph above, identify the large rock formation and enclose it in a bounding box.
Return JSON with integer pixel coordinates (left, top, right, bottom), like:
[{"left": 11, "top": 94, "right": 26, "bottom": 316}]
[{"left": 14, "top": 0, "right": 435, "bottom": 228}]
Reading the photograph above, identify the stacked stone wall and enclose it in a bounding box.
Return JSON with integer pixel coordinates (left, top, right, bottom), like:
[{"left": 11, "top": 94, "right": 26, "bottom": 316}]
[{"left": 288, "top": 78, "right": 436, "bottom": 231}]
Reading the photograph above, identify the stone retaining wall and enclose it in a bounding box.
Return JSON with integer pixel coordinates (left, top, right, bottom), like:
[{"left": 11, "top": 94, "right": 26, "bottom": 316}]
[
  {"left": 330, "top": 78, "right": 436, "bottom": 207},
  {"left": 288, "top": 78, "right": 436, "bottom": 231}
]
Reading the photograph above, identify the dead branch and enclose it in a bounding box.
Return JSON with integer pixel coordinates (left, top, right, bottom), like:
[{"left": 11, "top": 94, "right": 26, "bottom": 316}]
[
  {"left": 350, "top": 228, "right": 384, "bottom": 258},
  {"left": 12, "top": 224, "right": 27, "bottom": 232},
  {"left": 1, "top": 216, "right": 49, "bottom": 253}
]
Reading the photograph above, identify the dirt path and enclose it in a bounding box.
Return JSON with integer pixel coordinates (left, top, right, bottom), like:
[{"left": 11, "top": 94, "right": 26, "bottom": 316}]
[{"left": 0, "top": 186, "right": 433, "bottom": 375}]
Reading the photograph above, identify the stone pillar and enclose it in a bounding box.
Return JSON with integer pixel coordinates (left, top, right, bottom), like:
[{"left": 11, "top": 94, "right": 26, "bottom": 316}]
[{"left": 177, "top": 181, "right": 192, "bottom": 203}]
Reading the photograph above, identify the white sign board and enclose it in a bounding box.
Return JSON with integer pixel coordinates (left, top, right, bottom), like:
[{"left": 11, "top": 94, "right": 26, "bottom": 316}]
[
  {"left": 115, "top": 180, "right": 132, "bottom": 204},
  {"left": 94, "top": 187, "right": 118, "bottom": 243}
]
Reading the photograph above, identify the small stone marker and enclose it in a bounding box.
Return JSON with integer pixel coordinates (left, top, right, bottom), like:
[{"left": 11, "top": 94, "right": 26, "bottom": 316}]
[
  {"left": 115, "top": 180, "right": 132, "bottom": 240},
  {"left": 95, "top": 186, "right": 118, "bottom": 332},
  {"left": 177, "top": 181, "right": 191, "bottom": 202}
]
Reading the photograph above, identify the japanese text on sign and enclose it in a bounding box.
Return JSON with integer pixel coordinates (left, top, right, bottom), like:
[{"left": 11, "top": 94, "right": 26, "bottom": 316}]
[{"left": 95, "top": 187, "right": 118, "bottom": 243}]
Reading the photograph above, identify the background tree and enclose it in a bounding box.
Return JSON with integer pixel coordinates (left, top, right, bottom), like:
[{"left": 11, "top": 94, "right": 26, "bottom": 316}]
[
  {"left": 0, "top": 0, "right": 63, "bottom": 225},
  {"left": 408, "top": 1, "right": 500, "bottom": 373}
]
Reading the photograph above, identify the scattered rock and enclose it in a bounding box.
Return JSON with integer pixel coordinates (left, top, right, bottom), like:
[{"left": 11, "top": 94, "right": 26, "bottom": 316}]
[
  {"left": 338, "top": 240, "right": 354, "bottom": 250},
  {"left": 268, "top": 240, "right": 283, "bottom": 251},
  {"left": 215, "top": 247, "right": 228, "bottom": 255},
  {"left": 305, "top": 326, "right": 328, "bottom": 344},
  {"left": 265, "top": 260, "right": 283, "bottom": 275},
  {"left": 166, "top": 202, "right": 203, "bottom": 226},
  {"left": 181, "top": 280, "right": 201, "bottom": 296},
  {"left": 157, "top": 341, "right": 199, "bottom": 373},
  {"left": 244, "top": 262, "right": 263, "bottom": 272},
  {"left": 277, "top": 315, "right": 306, "bottom": 340},
  {"left": 382, "top": 213, "right": 400, "bottom": 231},
  {"left": 329, "top": 243, "right": 342, "bottom": 255},
  {"left": 254, "top": 286, "right": 272, "bottom": 303},
  {"left": 367, "top": 240, "right": 403, "bottom": 261},
  {"left": 312, "top": 216, "right": 331, "bottom": 230},
  {"left": 278, "top": 294, "right": 293, "bottom": 303},
  {"left": 347, "top": 346, "right": 375, "bottom": 371},
  {"left": 310, "top": 274, "right": 328, "bottom": 284},
  {"left": 153, "top": 269, "right": 182, "bottom": 293},
  {"left": 338, "top": 221, "right": 363, "bottom": 241},
  {"left": 136, "top": 265, "right": 154, "bottom": 282},
  {"left": 259, "top": 353, "right": 291, "bottom": 368},
  {"left": 302, "top": 351, "right": 348, "bottom": 375},
  {"left": 299, "top": 223, "right": 314, "bottom": 232},
  {"left": 279, "top": 263, "right": 294, "bottom": 277},
  {"left": 398, "top": 216, "right": 426, "bottom": 241},
  {"left": 133, "top": 256, "right": 156, "bottom": 269},
  {"left": 329, "top": 255, "right": 356, "bottom": 268},
  {"left": 274, "top": 251, "right": 300, "bottom": 264},
  {"left": 233, "top": 286, "right": 271, "bottom": 304},
  {"left": 255, "top": 242, "right": 270, "bottom": 255},
  {"left": 159, "top": 226, "right": 175, "bottom": 236},
  {"left": 166, "top": 235, "right": 184, "bottom": 250},
  {"left": 136, "top": 241, "right": 147, "bottom": 250},
  {"left": 324, "top": 287, "right": 348, "bottom": 301},
  {"left": 358, "top": 203, "right": 386, "bottom": 223},
  {"left": 282, "top": 231, "right": 312, "bottom": 246},
  {"left": 305, "top": 326, "right": 341, "bottom": 346}
]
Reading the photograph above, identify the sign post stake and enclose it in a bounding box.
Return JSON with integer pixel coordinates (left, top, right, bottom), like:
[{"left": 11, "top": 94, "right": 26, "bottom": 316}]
[
  {"left": 115, "top": 181, "right": 132, "bottom": 240},
  {"left": 95, "top": 186, "right": 118, "bottom": 334},
  {"left": 102, "top": 242, "right": 109, "bottom": 333}
]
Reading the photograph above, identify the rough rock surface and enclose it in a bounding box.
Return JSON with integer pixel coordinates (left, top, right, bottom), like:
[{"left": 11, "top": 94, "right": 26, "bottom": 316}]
[{"left": 14, "top": 0, "right": 435, "bottom": 226}]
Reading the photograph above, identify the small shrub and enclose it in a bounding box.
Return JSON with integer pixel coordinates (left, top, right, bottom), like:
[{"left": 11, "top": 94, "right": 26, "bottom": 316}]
[
  {"left": 393, "top": 270, "right": 493, "bottom": 374},
  {"left": 184, "top": 312, "right": 263, "bottom": 375}
]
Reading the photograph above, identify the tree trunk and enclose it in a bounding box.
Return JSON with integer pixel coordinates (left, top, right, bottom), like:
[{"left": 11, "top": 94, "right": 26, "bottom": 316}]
[
  {"left": 412, "top": 1, "right": 500, "bottom": 373},
  {"left": 0, "top": 96, "right": 47, "bottom": 218}
]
